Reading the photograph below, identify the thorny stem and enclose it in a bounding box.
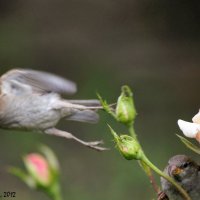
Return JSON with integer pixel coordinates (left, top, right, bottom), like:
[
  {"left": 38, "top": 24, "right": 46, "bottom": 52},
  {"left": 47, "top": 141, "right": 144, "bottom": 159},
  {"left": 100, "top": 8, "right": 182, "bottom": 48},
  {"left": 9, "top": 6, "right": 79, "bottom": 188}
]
[
  {"left": 100, "top": 88, "right": 191, "bottom": 200},
  {"left": 128, "top": 125, "right": 191, "bottom": 200},
  {"left": 142, "top": 155, "right": 191, "bottom": 200},
  {"left": 148, "top": 168, "right": 160, "bottom": 194},
  {"left": 129, "top": 125, "right": 160, "bottom": 195},
  {"left": 138, "top": 160, "right": 160, "bottom": 195},
  {"left": 129, "top": 125, "right": 159, "bottom": 194}
]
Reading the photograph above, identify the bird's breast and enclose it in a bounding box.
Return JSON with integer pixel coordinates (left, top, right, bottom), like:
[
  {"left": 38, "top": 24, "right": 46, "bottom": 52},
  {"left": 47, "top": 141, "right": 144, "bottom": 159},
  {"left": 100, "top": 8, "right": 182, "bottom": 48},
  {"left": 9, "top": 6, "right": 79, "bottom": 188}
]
[{"left": 0, "top": 94, "right": 62, "bottom": 130}]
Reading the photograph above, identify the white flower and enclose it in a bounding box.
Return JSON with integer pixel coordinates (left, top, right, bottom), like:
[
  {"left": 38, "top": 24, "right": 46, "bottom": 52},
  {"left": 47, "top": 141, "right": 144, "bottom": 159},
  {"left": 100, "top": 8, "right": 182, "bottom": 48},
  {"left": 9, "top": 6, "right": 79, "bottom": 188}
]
[
  {"left": 178, "top": 110, "right": 200, "bottom": 143},
  {"left": 177, "top": 119, "right": 200, "bottom": 138},
  {"left": 192, "top": 109, "right": 200, "bottom": 124}
]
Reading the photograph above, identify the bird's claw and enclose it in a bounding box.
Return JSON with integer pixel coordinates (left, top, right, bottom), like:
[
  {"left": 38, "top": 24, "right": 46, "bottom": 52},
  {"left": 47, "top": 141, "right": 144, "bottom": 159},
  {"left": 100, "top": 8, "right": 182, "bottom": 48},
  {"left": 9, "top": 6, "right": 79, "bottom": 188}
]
[
  {"left": 84, "top": 140, "right": 109, "bottom": 151},
  {"left": 85, "top": 140, "right": 104, "bottom": 146},
  {"left": 157, "top": 191, "right": 169, "bottom": 200},
  {"left": 44, "top": 128, "right": 109, "bottom": 151}
]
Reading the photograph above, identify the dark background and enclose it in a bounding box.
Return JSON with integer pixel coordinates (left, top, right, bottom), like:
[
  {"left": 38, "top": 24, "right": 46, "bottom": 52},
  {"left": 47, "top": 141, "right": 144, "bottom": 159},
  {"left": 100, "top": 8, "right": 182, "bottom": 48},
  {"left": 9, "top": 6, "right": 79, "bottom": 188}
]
[{"left": 0, "top": 1, "right": 200, "bottom": 199}]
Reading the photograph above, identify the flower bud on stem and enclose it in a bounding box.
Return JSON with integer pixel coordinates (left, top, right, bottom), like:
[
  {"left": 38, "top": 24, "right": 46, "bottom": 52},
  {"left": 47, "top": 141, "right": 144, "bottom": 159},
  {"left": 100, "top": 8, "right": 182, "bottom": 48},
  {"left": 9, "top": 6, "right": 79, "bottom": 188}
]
[
  {"left": 108, "top": 125, "right": 142, "bottom": 160},
  {"left": 9, "top": 145, "right": 63, "bottom": 200},
  {"left": 116, "top": 85, "right": 136, "bottom": 126},
  {"left": 100, "top": 85, "right": 191, "bottom": 200}
]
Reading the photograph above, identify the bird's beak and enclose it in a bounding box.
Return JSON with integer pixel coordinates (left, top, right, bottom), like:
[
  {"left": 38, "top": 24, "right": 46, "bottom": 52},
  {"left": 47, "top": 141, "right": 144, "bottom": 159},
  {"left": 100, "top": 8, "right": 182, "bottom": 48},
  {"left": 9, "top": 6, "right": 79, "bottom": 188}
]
[
  {"left": 169, "top": 165, "right": 183, "bottom": 176},
  {"left": 172, "top": 167, "right": 183, "bottom": 176}
]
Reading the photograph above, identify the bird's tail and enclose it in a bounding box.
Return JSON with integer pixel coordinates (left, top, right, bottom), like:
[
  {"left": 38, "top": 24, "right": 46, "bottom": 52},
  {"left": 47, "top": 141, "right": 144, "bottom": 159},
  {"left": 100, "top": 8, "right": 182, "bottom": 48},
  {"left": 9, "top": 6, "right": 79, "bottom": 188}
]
[
  {"left": 64, "top": 99, "right": 100, "bottom": 123},
  {"left": 67, "top": 99, "right": 101, "bottom": 107},
  {"left": 66, "top": 109, "right": 99, "bottom": 123}
]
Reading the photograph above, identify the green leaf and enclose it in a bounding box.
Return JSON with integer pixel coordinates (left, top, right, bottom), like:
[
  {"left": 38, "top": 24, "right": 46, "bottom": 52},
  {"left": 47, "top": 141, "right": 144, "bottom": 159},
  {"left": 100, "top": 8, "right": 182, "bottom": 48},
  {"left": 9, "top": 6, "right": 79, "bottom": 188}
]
[
  {"left": 107, "top": 124, "right": 119, "bottom": 142},
  {"left": 39, "top": 144, "right": 59, "bottom": 176},
  {"left": 8, "top": 167, "right": 36, "bottom": 188},
  {"left": 177, "top": 134, "right": 200, "bottom": 155}
]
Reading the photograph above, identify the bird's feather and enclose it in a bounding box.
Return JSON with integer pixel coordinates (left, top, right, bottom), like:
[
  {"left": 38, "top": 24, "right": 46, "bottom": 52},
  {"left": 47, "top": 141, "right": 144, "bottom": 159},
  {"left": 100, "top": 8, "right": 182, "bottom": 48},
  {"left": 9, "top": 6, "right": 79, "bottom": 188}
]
[
  {"left": 1, "top": 69, "right": 77, "bottom": 95},
  {"left": 67, "top": 99, "right": 100, "bottom": 106},
  {"left": 66, "top": 110, "right": 99, "bottom": 123}
]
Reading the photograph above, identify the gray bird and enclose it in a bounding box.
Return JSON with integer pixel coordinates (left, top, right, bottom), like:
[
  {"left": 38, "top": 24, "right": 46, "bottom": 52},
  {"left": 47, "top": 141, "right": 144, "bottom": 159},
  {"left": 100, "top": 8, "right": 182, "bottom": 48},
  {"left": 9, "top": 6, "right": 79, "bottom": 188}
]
[
  {"left": 160, "top": 155, "right": 200, "bottom": 200},
  {"left": 0, "top": 69, "right": 106, "bottom": 151}
]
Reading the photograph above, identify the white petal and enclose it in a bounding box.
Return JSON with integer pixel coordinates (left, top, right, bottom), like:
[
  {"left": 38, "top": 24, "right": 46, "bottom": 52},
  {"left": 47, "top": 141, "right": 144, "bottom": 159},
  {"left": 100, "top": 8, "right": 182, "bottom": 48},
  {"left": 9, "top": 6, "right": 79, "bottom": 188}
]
[
  {"left": 192, "top": 109, "right": 200, "bottom": 124},
  {"left": 195, "top": 132, "right": 200, "bottom": 143},
  {"left": 177, "top": 119, "right": 200, "bottom": 138}
]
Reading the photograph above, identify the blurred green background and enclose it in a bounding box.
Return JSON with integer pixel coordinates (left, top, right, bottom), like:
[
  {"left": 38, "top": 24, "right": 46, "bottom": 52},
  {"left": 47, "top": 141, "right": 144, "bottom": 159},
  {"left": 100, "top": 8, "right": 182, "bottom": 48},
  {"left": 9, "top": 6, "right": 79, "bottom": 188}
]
[{"left": 0, "top": 1, "right": 200, "bottom": 199}]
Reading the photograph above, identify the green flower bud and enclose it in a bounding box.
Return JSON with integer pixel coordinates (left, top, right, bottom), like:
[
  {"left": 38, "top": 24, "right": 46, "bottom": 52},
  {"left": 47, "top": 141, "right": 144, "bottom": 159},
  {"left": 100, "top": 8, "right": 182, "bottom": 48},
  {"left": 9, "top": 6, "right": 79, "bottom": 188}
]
[
  {"left": 117, "top": 135, "right": 142, "bottom": 160},
  {"left": 108, "top": 125, "right": 142, "bottom": 160},
  {"left": 116, "top": 85, "right": 137, "bottom": 125}
]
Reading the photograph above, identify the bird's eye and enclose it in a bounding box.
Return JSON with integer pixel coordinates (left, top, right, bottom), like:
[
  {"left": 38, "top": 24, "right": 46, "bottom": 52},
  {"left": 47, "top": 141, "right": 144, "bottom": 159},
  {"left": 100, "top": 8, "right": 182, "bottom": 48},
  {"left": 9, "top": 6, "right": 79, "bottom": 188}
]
[{"left": 182, "top": 162, "right": 191, "bottom": 168}]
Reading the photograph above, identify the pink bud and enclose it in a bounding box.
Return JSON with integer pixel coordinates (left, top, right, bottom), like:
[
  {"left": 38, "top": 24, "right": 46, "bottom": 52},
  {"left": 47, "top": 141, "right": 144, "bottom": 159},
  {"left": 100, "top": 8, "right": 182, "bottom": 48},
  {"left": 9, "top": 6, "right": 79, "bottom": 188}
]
[{"left": 25, "top": 153, "right": 51, "bottom": 186}]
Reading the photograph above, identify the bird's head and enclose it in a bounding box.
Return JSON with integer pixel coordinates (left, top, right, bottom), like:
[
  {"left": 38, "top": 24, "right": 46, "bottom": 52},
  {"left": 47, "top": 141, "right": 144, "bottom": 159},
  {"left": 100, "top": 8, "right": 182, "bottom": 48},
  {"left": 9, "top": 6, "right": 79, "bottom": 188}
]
[{"left": 167, "top": 155, "right": 199, "bottom": 184}]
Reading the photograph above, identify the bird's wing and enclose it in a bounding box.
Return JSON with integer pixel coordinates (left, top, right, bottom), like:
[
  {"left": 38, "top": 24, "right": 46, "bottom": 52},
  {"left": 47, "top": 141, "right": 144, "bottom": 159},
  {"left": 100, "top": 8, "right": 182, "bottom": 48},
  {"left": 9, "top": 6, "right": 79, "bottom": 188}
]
[{"left": 0, "top": 69, "right": 77, "bottom": 95}]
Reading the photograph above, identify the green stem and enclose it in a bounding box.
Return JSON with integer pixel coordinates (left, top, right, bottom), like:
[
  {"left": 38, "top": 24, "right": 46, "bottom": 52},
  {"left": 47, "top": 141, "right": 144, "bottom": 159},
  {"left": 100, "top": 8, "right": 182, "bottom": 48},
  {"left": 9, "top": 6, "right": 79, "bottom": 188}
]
[
  {"left": 47, "top": 182, "right": 63, "bottom": 200},
  {"left": 141, "top": 154, "right": 191, "bottom": 200},
  {"left": 127, "top": 125, "right": 191, "bottom": 200},
  {"left": 139, "top": 160, "right": 160, "bottom": 194},
  {"left": 128, "top": 124, "right": 137, "bottom": 140},
  {"left": 129, "top": 126, "right": 160, "bottom": 195}
]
